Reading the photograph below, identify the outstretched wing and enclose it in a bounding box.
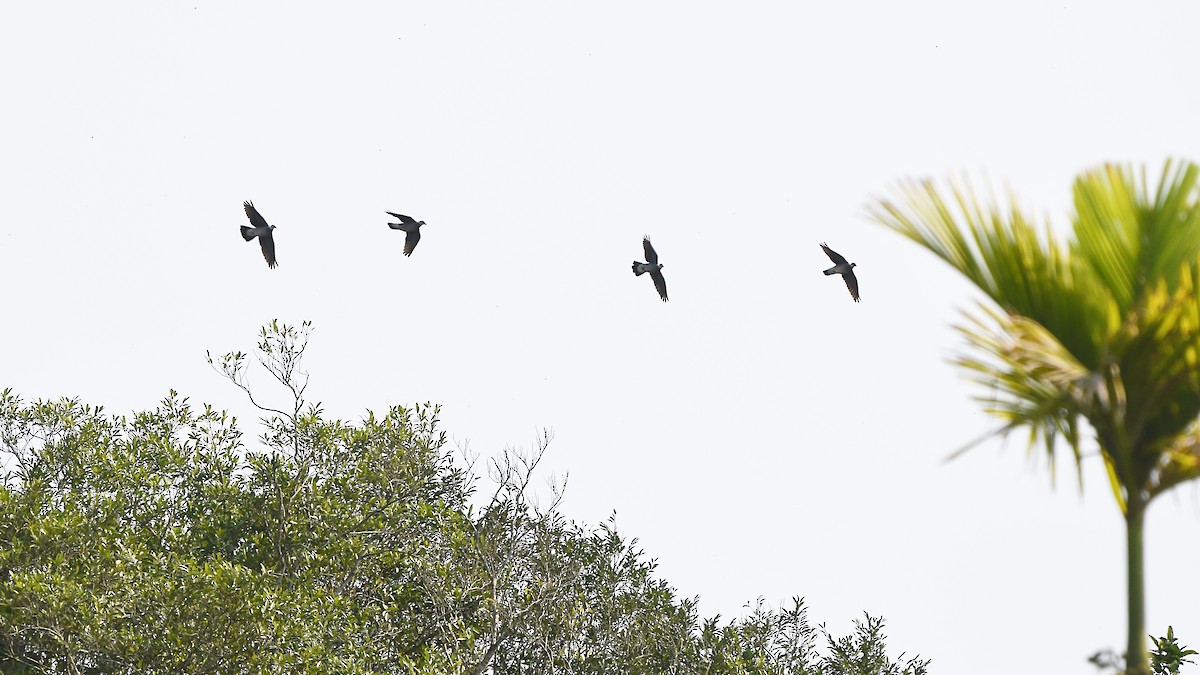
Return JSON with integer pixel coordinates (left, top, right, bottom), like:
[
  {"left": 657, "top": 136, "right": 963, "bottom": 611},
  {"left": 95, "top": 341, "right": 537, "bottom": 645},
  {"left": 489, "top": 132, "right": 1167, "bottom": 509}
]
[
  {"left": 643, "top": 237, "right": 659, "bottom": 265},
  {"left": 244, "top": 201, "right": 269, "bottom": 229},
  {"left": 403, "top": 229, "right": 421, "bottom": 256},
  {"left": 650, "top": 269, "right": 668, "bottom": 302},
  {"left": 843, "top": 270, "right": 859, "bottom": 302},
  {"left": 820, "top": 242, "right": 848, "bottom": 266},
  {"left": 387, "top": 212, "right": 419, "bottom": 226},
  {"left": 259, "top": 230, "right": 277, "bottom": 269}
]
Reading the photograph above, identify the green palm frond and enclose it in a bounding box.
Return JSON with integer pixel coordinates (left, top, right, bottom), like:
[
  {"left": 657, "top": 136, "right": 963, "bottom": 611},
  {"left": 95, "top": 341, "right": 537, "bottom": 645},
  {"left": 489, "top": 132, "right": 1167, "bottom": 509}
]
[
  {"left": 950, "top": 303, "right": 1091, "bottom": 483},
  {"left": 870, "top": 176, "right": 1116, "bottom": 369},
  {"left": 1107, "top": 267, "right": 1200, "bottom": 503},
  {"left": 1072, "top": 161, "right": 1200, "bottom": 314},
  {"left": 1149, "top": 424, "right": 1200, "bottom": 500},
  {"left": 870, "top": 160, "right": 1200, "bottom": 504},
  {"left": 872, "top": 159, "right": 1200, "bottom": 675}
]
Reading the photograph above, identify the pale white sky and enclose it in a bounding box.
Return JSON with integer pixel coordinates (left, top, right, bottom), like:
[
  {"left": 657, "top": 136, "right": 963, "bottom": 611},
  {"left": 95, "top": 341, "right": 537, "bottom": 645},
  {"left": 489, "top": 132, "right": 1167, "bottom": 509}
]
[{"left": 3, "top": 2, "right": 1199, "bottom": 673}]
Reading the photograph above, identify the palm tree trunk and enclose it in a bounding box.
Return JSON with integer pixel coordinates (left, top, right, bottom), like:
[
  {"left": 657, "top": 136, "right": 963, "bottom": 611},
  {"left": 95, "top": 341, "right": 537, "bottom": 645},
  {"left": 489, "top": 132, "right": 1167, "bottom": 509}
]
[{"left": 1125, "top": 497, "right": 1149, "bottom": 675}]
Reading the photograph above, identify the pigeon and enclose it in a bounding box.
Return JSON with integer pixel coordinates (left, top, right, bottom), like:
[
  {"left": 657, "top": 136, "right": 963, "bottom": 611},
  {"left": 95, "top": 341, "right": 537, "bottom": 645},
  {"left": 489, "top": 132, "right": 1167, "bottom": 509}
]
[
  {"left": 241, "top": 201, "right": 277, "bottom": 269},
  {"left": 632, "top": 237, "right": 668, "bottom": 302},
  {"left": 820, "top": 242, "right": 859, "bottom": 302},
  {"left": 386, "top": 212, "right": 425, "bottom": 256}
]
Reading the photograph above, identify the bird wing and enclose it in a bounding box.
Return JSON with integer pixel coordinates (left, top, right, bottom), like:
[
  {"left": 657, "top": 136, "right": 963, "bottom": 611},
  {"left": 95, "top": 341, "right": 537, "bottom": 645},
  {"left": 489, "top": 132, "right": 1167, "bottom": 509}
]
[
  {"left": 820, "top": 243, "right": 848, "bottom": 266},
  {"left": 244, "top": 201, "right": 269, "bottom": 229},
  {"left": 387, "top": 212, "right": 419, "bottom": 226},
  {"left": 643, "top": 237, "right": 659, "bottom": 265},
  {"left": 650, "top": 269, "right": 668, "bottom": 302},
  {"left": 843, "top": 270, "right": 860, "bottom": 302},
  {"left": 259, "top": 230, "right": 277, "bottom": 269},
  {"left": 403, "top": 229, "right": 421, "bottom": 256}
]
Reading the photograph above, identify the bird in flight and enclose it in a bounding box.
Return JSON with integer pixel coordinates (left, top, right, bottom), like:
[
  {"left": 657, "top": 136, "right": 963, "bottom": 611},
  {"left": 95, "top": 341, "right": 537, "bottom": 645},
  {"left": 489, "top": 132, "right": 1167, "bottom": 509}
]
[
  {"left": 386, "top": 212, "right": 426, "bottom": 256},
  {"left": 632, "top": 237, "right": 668, "bottom": 302},
  {"left": 241, "top": 201, "right": 277, "bottom": 269},
  {"left": 820, "top": 243, "right": 859, "bottom": 302}
]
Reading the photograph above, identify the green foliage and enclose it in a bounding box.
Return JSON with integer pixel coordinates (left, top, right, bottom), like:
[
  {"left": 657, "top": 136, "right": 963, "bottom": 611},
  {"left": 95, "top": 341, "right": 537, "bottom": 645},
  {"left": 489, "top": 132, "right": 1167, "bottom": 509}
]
[
  {"left": 820, "top": 614, "right": 930, "bottom": 675},
  {"left": 870, "top": 160, "right": 1200, "bottom": 675},
  {"left": 0, "top": 322, "right": 927, "bottom": 673},
  {"left": 1151, "top": 626, "right": 1197, "bottom": 675},
  {"left": 870, "top": 162, "right": 1200, "bottom": 497},
  {"left": 1089, "top": 626, "right": 1196, "bottom": 675}
]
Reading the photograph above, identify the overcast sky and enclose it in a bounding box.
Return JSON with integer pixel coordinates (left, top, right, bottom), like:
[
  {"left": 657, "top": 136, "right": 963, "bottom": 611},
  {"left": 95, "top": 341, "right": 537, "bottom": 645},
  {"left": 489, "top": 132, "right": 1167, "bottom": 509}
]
[{"left": 3, "top": 2, "right": 1199, "bottom": 672}]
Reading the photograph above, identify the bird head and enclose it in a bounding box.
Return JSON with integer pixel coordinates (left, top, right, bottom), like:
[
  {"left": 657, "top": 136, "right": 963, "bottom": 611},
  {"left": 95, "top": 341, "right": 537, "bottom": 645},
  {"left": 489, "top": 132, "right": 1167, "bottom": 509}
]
[{"left": 850, "top": 262, "right": 856, "bottom": 268}]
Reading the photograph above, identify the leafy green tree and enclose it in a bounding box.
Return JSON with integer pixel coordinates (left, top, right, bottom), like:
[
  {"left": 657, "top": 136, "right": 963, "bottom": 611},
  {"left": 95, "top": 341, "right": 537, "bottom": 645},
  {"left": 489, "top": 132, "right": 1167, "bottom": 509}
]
[
  {"left": 870, "top": 160, "right": 1200, "bottom": 675},
  {"left": 1, "top": 321, "right": 927, "bottom": 673},
  {"left": 819, "top": 613, "right": 930, "bottom": 675},
  {"left": 695, "top": 597, "right": 822, "bottom": 674}
]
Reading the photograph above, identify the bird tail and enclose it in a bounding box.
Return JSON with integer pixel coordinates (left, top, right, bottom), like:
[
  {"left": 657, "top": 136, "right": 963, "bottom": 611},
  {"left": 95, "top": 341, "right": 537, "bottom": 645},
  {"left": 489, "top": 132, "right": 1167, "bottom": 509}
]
[
  {"left": 632, "top": 261, "right": 645, "bottom": 276},
  {"left": 240, "top": 226, "right": 256, "bottom": 241},
  {"left": 822, "top": 267, "right": 837, "bottom": 276}
]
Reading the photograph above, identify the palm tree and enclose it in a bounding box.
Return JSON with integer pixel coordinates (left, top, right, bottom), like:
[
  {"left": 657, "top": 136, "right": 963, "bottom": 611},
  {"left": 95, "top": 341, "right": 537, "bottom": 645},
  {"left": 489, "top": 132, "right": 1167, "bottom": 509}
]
[{"left": 869, "top": 160, "right": 1200, "bottom": 675}]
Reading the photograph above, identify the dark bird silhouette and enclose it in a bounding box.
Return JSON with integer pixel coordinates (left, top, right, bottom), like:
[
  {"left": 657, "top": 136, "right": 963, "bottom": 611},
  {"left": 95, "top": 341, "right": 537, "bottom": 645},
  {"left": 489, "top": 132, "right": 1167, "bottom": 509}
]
[
  {"left": 386, "top": 212, "right": 425, "bottom": 256},
  {"left": 241, "top": 201, "right": 277, "bottom": 269},
  {"left": 632, "top": 237, "right": 668, "bottom": 302},
  {"left": 820, "top": 242, "right": 858, "bottom": 302}
]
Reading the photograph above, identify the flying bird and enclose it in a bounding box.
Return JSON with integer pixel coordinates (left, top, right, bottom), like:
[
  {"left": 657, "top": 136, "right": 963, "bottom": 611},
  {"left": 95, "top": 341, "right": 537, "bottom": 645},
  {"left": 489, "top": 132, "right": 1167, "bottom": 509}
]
[
  {"left": 386, "top": 212, "right": 425, "bottom": 256},
  {"left": 240, "top": 201, "right": 277, "bottom": 269},
  {"left": 632, "top": 237, "right": 668, "bottom": 302},
  {"left": 820, "top": 242, "right": 859, "bottom": 302}
]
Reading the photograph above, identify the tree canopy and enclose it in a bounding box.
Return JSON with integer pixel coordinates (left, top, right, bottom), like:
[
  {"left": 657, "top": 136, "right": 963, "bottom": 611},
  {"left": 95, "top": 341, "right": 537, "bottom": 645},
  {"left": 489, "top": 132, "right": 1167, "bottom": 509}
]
[{"left": 0, "top": 321, "right": 929, "bottom": 674}]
